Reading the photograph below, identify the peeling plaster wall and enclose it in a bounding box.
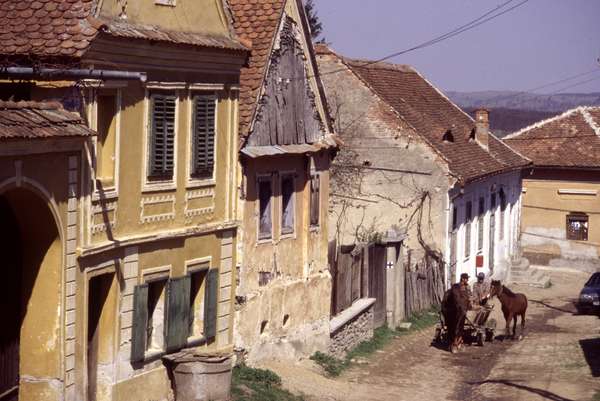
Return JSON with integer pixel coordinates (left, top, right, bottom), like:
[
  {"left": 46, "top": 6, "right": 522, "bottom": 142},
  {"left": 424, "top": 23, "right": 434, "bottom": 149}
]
[
  {"left": 316, "top": 51, "right": 450, "bottom": 264},
  {"left": 236, "top": 153, "right": 332, "bottom": 363},
  {"left": 521, "top": 170, "right": 600, "bottom": 270}
]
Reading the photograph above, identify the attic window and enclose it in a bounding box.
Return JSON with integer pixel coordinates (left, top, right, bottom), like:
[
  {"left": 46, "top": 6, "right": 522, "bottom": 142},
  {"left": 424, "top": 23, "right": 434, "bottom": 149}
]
[
  {"left": 443, "top": 130, "right": 454, "bottom": 143},
  {"left": 469, "top": 128, "right": 476, "bottom": 141}
]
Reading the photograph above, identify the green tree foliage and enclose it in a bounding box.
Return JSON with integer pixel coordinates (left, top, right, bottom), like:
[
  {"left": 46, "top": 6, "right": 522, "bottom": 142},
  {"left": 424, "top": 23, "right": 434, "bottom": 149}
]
[{"left": 304, "top": 0, "right": 324, "bottom": 42}]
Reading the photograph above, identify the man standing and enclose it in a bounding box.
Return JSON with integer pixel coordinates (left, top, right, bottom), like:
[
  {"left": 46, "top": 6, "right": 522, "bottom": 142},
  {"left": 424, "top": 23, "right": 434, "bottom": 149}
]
[
  {"left": 472, "top": 272, "right": 490, "bottom": 306},
  {"left": 458, "top": 273, "right": 473, "bottom": 308}
]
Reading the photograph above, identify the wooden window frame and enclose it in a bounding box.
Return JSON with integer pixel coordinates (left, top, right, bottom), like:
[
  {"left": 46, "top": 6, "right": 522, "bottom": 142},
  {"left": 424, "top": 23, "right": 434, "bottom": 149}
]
[
  {"left": 464, "top": 201, "right": 472, "bottom": 260},
  {"left": 566, "top": 212, "right": 589, "bottom": 241},
  {"left": 280, "top": 173, "right": 296, "bottom": 237},
  {"left": 309, "top": 173, "right": 321, "bottom": 229},
  {"left": 188, "top": 93, "right": 217, "bottom": 185},
  {"left": 257, "top": 174, "right": 274, "bottom": 241},
  {"left": 477, "top": 197, "right": 485, "bottom": 251},
  {"left": 499, "top": 189, "right": 507, "bottom": 240}
]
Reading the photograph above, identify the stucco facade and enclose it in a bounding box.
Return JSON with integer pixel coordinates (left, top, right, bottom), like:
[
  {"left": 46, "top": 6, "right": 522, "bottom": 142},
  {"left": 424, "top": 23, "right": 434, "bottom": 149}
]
[{"left": 0, "top": 0, "right": 248, "bottom": 400}]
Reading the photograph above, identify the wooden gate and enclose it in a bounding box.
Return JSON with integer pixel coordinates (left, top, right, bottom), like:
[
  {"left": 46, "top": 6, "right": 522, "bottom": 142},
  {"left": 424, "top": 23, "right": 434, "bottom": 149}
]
[
  {"left": 368, "top": 245, "right": 387, "bottom": 328},
  {"left": 404, "top": 257, "right": 445, "bottom": 318}
]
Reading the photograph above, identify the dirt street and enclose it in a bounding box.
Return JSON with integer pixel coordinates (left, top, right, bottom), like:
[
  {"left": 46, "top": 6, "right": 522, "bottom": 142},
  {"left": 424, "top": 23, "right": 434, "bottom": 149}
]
[{"left": 262, "top": 269, "right": 600, "bottom": 401}]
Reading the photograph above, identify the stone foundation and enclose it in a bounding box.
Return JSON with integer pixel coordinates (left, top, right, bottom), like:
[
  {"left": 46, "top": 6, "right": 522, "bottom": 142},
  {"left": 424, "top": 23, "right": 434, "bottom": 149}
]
[{"left": 329, "top": 299, "right": 375, "bottom": 359}]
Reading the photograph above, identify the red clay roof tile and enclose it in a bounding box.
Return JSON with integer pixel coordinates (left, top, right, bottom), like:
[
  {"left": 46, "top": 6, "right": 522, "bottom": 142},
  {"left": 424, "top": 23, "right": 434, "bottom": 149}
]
[{"left": 504, "top": 107, "right": 600, "bottom": 169}]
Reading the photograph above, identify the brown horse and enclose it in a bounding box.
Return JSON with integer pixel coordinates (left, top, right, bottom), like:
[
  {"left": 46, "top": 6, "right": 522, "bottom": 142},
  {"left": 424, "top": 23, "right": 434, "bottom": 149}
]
[
  {"left": 441, "top": 284, "right": 469, "bottom": 353},
  {"left": 489, "top": 280, "right": 528, "bottom": 339}
]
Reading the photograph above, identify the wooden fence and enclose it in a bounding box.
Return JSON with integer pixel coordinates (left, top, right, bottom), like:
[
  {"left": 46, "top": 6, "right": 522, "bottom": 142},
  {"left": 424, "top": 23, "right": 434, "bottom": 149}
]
[{"left": 404, "top": 256, "right": 445, "bottom": 318}]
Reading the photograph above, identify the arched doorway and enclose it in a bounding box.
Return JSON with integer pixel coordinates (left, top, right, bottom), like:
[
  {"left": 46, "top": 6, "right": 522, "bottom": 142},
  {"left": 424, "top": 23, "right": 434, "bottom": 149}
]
[{"left": 0, "top": 188, "right": 63, "bottom": 401}]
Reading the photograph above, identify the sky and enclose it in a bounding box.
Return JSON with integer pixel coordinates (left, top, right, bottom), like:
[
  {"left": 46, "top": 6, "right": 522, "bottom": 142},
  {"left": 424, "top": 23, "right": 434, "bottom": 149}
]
[{"left": 313, "top": 0, "right": 600, "bottom": 94}]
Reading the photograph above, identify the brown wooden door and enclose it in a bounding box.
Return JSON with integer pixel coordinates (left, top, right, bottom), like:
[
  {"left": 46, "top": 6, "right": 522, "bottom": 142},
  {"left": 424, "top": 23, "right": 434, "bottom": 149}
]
[
  {"left": 0, "top": 198, "right": 20, "bottom": 401},
  {"left": 368, "top": 245, "right": 387, "bottom": 328}
]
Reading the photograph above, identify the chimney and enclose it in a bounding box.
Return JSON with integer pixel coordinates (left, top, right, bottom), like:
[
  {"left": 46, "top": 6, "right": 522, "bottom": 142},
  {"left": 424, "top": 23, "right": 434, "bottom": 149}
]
[{"left": 474, "top": 108, "right": 489, "bottom": 150}]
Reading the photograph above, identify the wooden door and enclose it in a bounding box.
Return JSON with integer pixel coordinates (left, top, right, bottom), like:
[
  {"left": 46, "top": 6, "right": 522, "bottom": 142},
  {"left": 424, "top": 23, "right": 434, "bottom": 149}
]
[
  {"left": 0, "top": 198, "right": 20, "bottom": 401},
  {"left": 368, "top": 245, "right": 387, "bottom": 328},
  {"left": 87, "top": 274, "right": 112, "bottom": 401}
]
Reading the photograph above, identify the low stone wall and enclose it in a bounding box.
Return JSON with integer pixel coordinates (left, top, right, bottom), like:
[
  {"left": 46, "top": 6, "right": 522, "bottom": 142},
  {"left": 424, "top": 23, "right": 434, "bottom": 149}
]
[{"left": 329, "top": 299, "right": 375, "bottom": 359}]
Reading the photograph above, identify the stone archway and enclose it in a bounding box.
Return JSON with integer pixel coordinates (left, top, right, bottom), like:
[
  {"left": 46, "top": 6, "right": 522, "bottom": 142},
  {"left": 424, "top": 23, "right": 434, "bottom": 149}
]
[{"left": 0, "top": 188, "right": 63, "bottom": 401}]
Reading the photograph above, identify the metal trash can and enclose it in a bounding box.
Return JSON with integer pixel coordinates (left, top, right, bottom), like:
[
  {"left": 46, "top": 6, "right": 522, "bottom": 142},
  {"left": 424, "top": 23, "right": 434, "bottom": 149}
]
[{"left": 163, "top": 351, "right": 233, "bottom": 401}]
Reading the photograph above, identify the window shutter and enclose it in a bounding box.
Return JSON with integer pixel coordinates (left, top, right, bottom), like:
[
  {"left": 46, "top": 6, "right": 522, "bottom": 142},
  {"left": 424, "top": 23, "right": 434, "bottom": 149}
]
[
  {"left": 165, "top": 276, "right": 191, "bottom": 353},
  {"left": 131, "top": 284, "right": 149, "bottom": 363},
  {"left": 150, "top": 94, "right": 176, "bottom": 178},
  {"left": 203, "top": 268, "right": 219, "bottom": 339},
  {"left": 192, "top": 95, "right": 216, "bottom": 178}
]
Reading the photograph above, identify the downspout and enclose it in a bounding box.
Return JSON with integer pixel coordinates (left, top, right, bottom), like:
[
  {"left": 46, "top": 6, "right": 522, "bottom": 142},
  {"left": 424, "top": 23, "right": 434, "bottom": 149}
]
[{"left": 0, "top": 67, "right": 147, "bottom": 82}]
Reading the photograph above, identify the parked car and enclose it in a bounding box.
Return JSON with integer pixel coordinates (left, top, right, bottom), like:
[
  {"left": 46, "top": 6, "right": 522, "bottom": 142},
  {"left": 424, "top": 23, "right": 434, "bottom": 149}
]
[{"left": 577, "top": 272, "right": 600, "bottom": 314}]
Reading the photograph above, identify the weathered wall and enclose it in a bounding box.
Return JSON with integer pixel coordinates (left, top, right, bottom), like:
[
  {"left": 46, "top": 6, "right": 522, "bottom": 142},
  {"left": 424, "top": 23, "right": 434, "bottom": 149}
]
[
  {"left": 521, "top": 169, "right": 600, "bottom": 269},
  {"left": 235, "top": 152, "right": 332, "bottom": 363},
  {"left": 316, "top": 51, "right": 450, "bottom": 265}
]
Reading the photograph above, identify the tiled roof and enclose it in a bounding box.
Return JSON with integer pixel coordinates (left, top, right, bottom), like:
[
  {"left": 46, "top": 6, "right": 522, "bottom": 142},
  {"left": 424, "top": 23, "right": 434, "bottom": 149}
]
[
  {"left": 229, "top": 0, "right": 285, "bottom": 137},
  {"left": 0, "top": 0, "right": 248, "bottom": 61},
  {"left": 0, "top": 100, "right": 95, "bottom": 139},
  {"left": 504, "top": 106, "right": 600, "bottom": 168},
  {"left": 98, "top": 18, "right": 249, "bottom": 51},
  {"left": 0, "top": 0, "right": 98, "bottom": 58},
  {"left": 336, "top": 55, "right": 530, "bottom": 183}
]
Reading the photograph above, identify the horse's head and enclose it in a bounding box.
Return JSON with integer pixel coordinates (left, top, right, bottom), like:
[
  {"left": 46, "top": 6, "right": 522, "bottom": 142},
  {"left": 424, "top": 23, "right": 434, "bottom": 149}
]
[{"left": 489, "top": 280, "right": 503, "bottom": 298}]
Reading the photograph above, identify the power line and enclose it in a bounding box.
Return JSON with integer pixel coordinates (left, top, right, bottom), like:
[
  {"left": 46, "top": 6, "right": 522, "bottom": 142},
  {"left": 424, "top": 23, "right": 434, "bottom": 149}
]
[
  {"left": 308, "top": 0, "right": 530, "bottom": 81},
  {"left": 545, "top": 75, "right": 600, "bottom": 95}
]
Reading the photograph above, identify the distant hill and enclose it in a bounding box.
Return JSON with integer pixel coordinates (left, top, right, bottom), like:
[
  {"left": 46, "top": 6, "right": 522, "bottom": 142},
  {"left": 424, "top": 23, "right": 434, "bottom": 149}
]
[
  {"left": 448, "top": 91, "right": 600, "bottom": 137},
  {"left": 448, "top": 90, "right": 600, "bottom": 113},
  {"left": 463, "top": 107, "right": 558, "bottom": 138}
]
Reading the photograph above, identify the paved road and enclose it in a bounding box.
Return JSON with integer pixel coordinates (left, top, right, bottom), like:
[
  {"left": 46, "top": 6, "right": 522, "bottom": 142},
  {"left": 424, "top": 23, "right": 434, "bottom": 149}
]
[{"left": 265, "top": 269, "right": 600, "bottom": 401}]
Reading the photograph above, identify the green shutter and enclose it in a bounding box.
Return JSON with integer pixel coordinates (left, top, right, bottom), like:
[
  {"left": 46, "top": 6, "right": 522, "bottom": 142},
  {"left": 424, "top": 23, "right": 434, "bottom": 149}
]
[
  {"left": 165, "top": 276, "right": 191, "bottom": 353},
  {"left": 131, "top": 284, "right": 149, "bottom": 363},
  {"left": 192, "top": 95, "right": 216, "bottom": 178},
  {"left": 203, "top": 269, "right": 219, "bottom": 339},
  {"left": 149, "top": 94, "right": 176, "bottom": 178}
]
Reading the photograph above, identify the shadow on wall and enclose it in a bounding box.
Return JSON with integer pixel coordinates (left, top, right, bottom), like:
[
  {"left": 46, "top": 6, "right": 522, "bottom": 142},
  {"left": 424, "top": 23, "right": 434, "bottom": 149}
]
[
  {"left": 580, "top": 337, "right": 600, "bottom": 377},
  {"left": 467, "top": 379, "right": 575, "bottom": 401}
]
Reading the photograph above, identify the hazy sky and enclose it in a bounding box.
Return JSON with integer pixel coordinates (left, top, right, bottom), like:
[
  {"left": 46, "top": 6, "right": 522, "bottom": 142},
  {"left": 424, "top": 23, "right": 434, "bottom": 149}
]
[{"left": 313, "top": 0, "right": 600, "bottom": 93}]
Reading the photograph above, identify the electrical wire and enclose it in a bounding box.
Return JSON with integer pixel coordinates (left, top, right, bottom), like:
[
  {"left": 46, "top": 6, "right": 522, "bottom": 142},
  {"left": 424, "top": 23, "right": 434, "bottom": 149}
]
[{"left": 545, "top": 75, "right": 600, "bottom": 95}]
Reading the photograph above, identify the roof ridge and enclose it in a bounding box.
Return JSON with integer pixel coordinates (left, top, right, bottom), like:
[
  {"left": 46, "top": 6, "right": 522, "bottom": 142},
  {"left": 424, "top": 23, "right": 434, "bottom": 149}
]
[
  {"left": 0, "top": 100, "right": 65, "bottom": 110},
  {"left": 489, "top": 131, "right": 532, "bottom": 165},
  {"left": 504, "top": 106, "right": 591, "bottom": 139},
  {"left": 581, "top": 107, "right": 600, "bottom": 137},
  {"left": 344, "top": 57, "right": 415, "bottom": 73}
]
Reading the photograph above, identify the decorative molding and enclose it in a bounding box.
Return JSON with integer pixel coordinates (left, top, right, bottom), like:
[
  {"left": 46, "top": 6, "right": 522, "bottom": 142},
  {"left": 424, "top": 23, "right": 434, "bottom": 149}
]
[
  {"left": 91, "top": 201, "right": 117, "bottom": 234},
  {"left": 146, "top": 81, "right": 186, "bottom": 90},
  {"left": 184, "top": 187, "right": 215, "bottom": 220},
  {"left": 140, "top": 194, "right": 176, "bottom": 224},
  {"left": 558, "top": 188, "right": 597, "bottom": 196}
]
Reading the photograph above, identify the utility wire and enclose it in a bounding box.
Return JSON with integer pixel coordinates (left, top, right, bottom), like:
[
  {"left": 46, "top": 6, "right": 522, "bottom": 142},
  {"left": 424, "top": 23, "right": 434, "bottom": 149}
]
[
  {"left": 304, "top": 0, "right": 530, "bottom": 81},
  {"left": 545, "top": 75, "right": 600, "bottom": 95}
]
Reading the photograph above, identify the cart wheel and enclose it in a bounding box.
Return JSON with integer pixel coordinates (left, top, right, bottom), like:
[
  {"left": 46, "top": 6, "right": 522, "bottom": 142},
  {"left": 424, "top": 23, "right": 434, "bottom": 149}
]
[
  {"left": 434, "top": 328, "right": 441, "bottom": 343},
  {"left": 477, "top": 332, "right": 484, "bottom": 346},
  {"left": 486, "top": 329, "right": 495, "bottom": 342}
]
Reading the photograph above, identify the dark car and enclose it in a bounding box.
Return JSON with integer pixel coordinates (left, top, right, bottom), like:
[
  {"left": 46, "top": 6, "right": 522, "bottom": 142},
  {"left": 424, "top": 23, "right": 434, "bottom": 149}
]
[{"left": 577, "top": 272, "right": 600, "bottom": 314}]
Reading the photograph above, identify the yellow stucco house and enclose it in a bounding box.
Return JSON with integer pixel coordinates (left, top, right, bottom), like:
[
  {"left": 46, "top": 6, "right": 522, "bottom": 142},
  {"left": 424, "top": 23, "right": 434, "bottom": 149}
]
[
  {"left": 0, "top": 0, "right": 248, "bottom": 400},
  {"left": 505, "top": 106, "right": 600, "bottom": 270}
]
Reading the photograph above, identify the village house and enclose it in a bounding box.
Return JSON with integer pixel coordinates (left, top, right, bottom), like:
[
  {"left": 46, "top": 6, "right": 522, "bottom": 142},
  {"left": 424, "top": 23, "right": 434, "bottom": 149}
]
[
  {"left": 316, "top": 45, "right": 530, "bottom": 327},
  {"left": 229, "top": 0, "right": 338, "bottom": 363},
  {"left": 0, "top": 1, "right": 248, "bottom": 400},
  {"left": 504, "top": 106, "right": 600, "bottom": 271}
]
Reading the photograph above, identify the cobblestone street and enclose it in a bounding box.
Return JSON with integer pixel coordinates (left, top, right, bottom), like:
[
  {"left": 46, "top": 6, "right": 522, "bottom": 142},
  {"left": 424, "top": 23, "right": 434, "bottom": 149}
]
[{"left": 264, "top": 269, "right": 600, "bottom": 401}]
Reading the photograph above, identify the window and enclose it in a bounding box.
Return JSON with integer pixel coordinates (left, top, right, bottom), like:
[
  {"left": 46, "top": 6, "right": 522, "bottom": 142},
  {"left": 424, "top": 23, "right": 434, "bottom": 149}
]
[
  {"left": 281, "top": 175, "right": 295, "bottom": 235},
  {"left": 146, "top": 279, "right": 167, "bottom": 353},
  {"left": 258, "top": 177, "right": 273, "bottom": 240},
  {"left": 191, "top": 95, "right": 216, "bottom": 179},
  {"left": 478, "top": 197, "right": 485, "bottom": 251},
  {"left": 148, "top": 93, "right": 176, "bottom": 179},
  {"left": 465, "top": 201, "right": 472, "bottom": 259},
  {"left": 131, "top": 270, "right": 219, "bottom": 362},
  {"left": 450, "top": 206, "right": 458, "bottom": 267},
  {"left": 499, "top": 189, "right": 507, "bottom": 240},
  {"left": 310, "top": 174, "right": 320, "bottom": 227},
  {"left": 96, "top": 91, "right": 118, "bottom": 187},
  {"left": 567, "top": 213, "right": 588, "bottom": 241}
]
